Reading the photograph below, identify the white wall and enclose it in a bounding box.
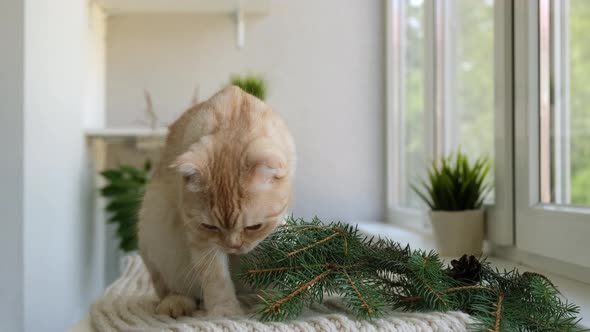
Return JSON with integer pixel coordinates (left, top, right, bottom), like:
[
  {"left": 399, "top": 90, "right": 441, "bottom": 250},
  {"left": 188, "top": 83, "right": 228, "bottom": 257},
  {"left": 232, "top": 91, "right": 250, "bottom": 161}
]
[
  {"left": 107, "top": 0, "right": 386, "bottom": 221},
  {"left": 85, "top": 2, "right": 107, "bottom": 128},
  {"left": 0, "top": 0, "right": 24, "bottom": 330},
  {"left": 20, "top": 0, "right": 103, "bottom": 331},
  {"left": 1, "top": 0, "right": 103, "bottom": 330}
]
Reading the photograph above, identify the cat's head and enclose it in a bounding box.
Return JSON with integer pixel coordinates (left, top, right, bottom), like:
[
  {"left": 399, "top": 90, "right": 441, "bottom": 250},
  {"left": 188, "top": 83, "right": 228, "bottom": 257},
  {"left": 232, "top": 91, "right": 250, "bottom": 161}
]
[{"left": 172, "top": 136, "right": 292, "bottom": 255}]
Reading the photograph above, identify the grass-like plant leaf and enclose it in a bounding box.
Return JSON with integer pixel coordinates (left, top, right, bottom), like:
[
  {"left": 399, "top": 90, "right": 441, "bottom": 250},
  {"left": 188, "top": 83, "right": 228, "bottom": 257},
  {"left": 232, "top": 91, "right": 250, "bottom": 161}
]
[
  {"left": 411, "top": 150, "right": 491, "bottom": 211},
  {"left": 230, "top": 74, "right": 267, "bottom": 100}
]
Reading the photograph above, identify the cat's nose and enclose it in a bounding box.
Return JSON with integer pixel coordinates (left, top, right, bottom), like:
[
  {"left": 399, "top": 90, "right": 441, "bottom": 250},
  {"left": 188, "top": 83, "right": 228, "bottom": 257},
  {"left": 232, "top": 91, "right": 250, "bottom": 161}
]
[
  {"left": 225, "top": 239, "right": 242, "bottom": 250},
  {"left": 227, "top": 243, "right": 242, "bottom": 250},
  {"left": 226, "top": 233, "right": 242, "bottom": 250}
]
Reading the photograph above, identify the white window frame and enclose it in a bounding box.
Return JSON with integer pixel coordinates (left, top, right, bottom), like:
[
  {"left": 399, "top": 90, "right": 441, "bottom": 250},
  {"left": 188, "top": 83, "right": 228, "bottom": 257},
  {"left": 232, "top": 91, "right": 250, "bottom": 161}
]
[
  {"left": 386, "top": 0, "right": 590, "bottom": 281},
  {"left": 512, "top": 0, "right": 590, "bottom": 276},
  {"left": 486, "top": 0, "right": 514, "bottom": 246},
  {"left": 386, "top": 0, "right": 431, "bottom": 230},
  {"left": 386, "top": 0, "right": 452, "bottom": 230},
  {"left": 386, "top": 0, "right": 514, "bottom": 244},
  {"left": 548, "top": 0, "right": 571, "bottom": 205}
]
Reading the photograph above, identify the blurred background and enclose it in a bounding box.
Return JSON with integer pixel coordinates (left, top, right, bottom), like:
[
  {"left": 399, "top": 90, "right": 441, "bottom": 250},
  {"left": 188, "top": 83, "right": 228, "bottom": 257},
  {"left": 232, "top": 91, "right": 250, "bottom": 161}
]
[
  {"left": 1, "top": 0, "right": 589, "bottom": 331},
  {"left": 1, "top": 1, "right": 385, "bottom": 330}
]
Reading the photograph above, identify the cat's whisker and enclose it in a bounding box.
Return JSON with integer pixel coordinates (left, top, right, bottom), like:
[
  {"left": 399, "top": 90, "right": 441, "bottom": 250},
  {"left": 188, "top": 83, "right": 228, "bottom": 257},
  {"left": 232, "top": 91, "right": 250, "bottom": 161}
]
[
  {"left": 192, "top": 248, "right": 218, "bottom": 295},
  {"left": 201, "top": 250, "right": 219, "bottom": 298},
  {"left": 202, "top": 248, "right": 219, "bottom": 284},
  {"left": 181, "top": 248, "right": 210, "bottom": 285},
  {"left": 183, "top": 220, "right": 199, "bottom": 233},
  {"left": 183, "top": 247, "right": 215, "bottom": 286},
  {"left": 182, "top": 260, "right": 198, "bottom": 284},
  {"left": 196, "top": 250, "right": 217, "bottom": 302},
  {"left": 201, "top": 249, "right": 215, "bottom": 279},
  {"left": 186, "top": 247, "right": 217, "bottom": 294},
  {"left": 182, "top": 255, "right": 201, "bottom": 284}
]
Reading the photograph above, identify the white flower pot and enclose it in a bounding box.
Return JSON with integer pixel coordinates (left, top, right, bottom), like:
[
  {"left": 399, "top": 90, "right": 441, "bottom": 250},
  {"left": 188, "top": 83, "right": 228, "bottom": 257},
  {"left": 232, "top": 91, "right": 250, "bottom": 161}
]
[{"left": 429, "top": 209, "right": 484, "bottom": 257}]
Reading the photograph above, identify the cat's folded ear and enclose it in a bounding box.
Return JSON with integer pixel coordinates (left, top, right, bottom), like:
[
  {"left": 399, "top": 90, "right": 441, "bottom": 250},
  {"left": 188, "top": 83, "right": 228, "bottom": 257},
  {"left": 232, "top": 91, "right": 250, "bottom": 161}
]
[
  {"left": 247, "top": 150, "right": 288, "bottom": 193},
  {"left": 170, "top": 150, "right": 203, "bottom": 192}
]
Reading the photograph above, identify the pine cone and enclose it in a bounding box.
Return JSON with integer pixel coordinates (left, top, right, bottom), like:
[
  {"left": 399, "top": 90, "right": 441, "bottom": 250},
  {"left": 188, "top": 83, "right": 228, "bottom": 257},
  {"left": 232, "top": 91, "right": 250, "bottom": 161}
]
[{"left": 447, "top": 255, "right": 482, "bottom": 284}]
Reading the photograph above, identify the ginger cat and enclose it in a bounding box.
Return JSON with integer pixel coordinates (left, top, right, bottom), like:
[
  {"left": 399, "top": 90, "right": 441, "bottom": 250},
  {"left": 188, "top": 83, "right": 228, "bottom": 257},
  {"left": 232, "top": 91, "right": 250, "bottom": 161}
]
[{"left": 138, "top": 86, "right": 296, "bottom": 318}]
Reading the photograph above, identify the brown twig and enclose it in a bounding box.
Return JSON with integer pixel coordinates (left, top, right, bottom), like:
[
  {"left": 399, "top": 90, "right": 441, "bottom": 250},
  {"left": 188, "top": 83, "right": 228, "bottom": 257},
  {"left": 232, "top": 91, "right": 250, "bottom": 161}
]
[
  {"left": 400, "top": 295, "right": 421, "bottom": 303},
  {"left": 415, "top": 274, "right": 446, "bottom": 305},
  {"left": 264, "top": 270, "right": 332, "bottom": 313},
  {"left": 444, "top": 285, "right": 489, "bottom": 294},
  {"left": 247, "top": 266, "right": 303, "bottom": 274},
  {"left": 293, "top": 226, "right": 328, "bottom": 234},
  {"left": 488, "top": 293, "right": 504, "bottom": 332},
  {"left": 342, "top": 270, "right": 373, "bottom": 313},
  {"left": 143, "top": 90, "right": 157, "bottom": 130},
  {"left": 344, "top": 237, "right": 348, "bottom": 256},
  {"left": 248, "top": 263, "right": 360, "bottom": 275},
  {"left": 287, "top": 228, "right": 344, "bottom": 257}
]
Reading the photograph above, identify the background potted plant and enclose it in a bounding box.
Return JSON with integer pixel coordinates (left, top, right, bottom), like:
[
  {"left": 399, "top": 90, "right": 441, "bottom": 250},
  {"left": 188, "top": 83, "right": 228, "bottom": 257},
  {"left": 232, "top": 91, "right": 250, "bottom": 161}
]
[
  {"left": 100, "top": 160, "right": 151, "bottom": 253},
  {"left": 412, "top": 150, "right": 491, "bottom": 256},
  {"left": 229, "top": 74, "right": 267, "bottom": 100}
]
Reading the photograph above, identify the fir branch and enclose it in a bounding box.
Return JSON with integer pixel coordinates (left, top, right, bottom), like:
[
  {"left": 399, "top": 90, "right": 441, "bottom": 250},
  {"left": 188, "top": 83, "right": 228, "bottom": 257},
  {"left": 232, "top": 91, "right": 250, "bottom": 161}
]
[
  {"left": 247, "top": 266, "right": 304, "bottom": 274},
  {"left": 400, "top": 285, "right": 489, "bottom": 304},
  {"left": 263, "top": 269, "right": 332, "bottom": 314},
  {"left": 287, "top": 228, "right": 344, "bottom": 257},
  {"left": 293, "top": 225, "right": 328, "bottom": 234},
  {"left": 342, "top": 270, "right": 373, "bottom": 313},
  {"left": 414, "top": 274, "right": 447, "bottom": 306},
  {"left": 247, "top": 263, "right": 359, "bottom": 275},
  {"left": 239, "top": 216, "right": 587, "bottom": 331}
]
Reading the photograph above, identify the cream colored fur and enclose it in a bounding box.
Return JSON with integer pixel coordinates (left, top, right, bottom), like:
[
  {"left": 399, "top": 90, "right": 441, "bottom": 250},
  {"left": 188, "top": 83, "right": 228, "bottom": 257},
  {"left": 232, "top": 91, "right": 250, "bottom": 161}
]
[{"left": 137, "top": 86, "right": 296, "bottom": 318}]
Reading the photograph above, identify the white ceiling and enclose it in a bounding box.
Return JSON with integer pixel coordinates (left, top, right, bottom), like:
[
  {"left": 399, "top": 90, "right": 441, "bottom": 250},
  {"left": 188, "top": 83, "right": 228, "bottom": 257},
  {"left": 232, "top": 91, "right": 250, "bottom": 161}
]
[{"left": 96, "top": 0, "right": 270, "bottom": 14}]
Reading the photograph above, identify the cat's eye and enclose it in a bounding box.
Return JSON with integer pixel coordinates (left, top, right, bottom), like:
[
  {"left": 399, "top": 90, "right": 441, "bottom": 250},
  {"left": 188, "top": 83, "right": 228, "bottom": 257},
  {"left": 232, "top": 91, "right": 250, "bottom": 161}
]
[
  {"left": 200, "top": 223, "right": 219, "bottom": 231},
  {"left": 245, "top": 223, "right": 263, "bottom": 231}
]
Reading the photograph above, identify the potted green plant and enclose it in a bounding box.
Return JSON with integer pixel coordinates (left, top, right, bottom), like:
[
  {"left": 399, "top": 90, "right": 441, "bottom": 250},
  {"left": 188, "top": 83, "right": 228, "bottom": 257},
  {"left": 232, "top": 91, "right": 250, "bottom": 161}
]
[
  {"left": 100, "top": 160, "right": 151, "bottom": 253},
  {"left": 229, "top": 74, "right": 267, "bottom": 100},
  {"left": 412, "top": 151, "right": 491, "bottom": 256}
]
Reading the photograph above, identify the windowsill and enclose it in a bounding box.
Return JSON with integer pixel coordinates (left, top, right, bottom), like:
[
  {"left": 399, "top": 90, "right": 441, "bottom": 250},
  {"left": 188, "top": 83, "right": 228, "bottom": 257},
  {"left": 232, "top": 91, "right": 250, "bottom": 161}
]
[{"left": 353, "top": 221, "right": 590, "bottom": 328}]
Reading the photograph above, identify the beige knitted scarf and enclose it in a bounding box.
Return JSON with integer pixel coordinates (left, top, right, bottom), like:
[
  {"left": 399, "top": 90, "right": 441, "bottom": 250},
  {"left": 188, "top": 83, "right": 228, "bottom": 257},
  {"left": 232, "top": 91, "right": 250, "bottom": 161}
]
[{"left": 90, "top": 255, "right": 472, "bottom": 331}]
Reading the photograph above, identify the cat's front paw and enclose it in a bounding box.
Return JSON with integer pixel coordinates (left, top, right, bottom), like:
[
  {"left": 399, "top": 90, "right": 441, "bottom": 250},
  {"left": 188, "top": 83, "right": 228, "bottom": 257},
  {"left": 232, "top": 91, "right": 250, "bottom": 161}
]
[
  {"left": 156, "top": 294, "right": 197, "bottom": 318},
  {"left": 206, "top": 302, "right": 244, "bottom": 318}
]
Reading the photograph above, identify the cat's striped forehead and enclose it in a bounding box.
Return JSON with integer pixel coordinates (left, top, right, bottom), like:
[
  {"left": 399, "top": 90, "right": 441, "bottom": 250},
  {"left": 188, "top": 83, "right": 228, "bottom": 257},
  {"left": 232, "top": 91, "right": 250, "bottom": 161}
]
[{"left": 173, "top": 85, "right": 295, "bottom": 237}]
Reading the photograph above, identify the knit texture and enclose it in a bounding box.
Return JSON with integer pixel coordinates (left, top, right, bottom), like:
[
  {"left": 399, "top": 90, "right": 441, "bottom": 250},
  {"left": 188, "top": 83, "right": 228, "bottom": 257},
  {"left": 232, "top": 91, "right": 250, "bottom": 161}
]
[{"left": 91, "top": 255, "right": 473, "bottom": 331}]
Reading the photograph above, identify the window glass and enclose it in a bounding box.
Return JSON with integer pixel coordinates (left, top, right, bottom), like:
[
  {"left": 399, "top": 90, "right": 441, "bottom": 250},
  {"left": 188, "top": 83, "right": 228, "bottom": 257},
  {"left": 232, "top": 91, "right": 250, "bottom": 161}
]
[
  {"left": 542, "top": 0, "right": 590, "bottom": 206},
  {"left": 567, "top": 0, "right": 590, "bottom": 206},
  {"left": 402, "top": 0, "right": 427, "bottom": 208},
  {"left": 393, "top": 0, "right": 496, "bottom": 209},
  {"left": 450, "top": 0, "right": 495, "bottom": 189}
]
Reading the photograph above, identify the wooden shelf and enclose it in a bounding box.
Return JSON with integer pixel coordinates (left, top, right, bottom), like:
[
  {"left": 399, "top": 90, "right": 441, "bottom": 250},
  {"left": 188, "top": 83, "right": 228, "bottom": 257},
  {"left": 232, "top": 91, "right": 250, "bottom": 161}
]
[
  {"left": 96, "top": 0, "right": 270, "bottom": 15},
  {"left": 85, "top": 127, "right": 168, "bottom": 139}
]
